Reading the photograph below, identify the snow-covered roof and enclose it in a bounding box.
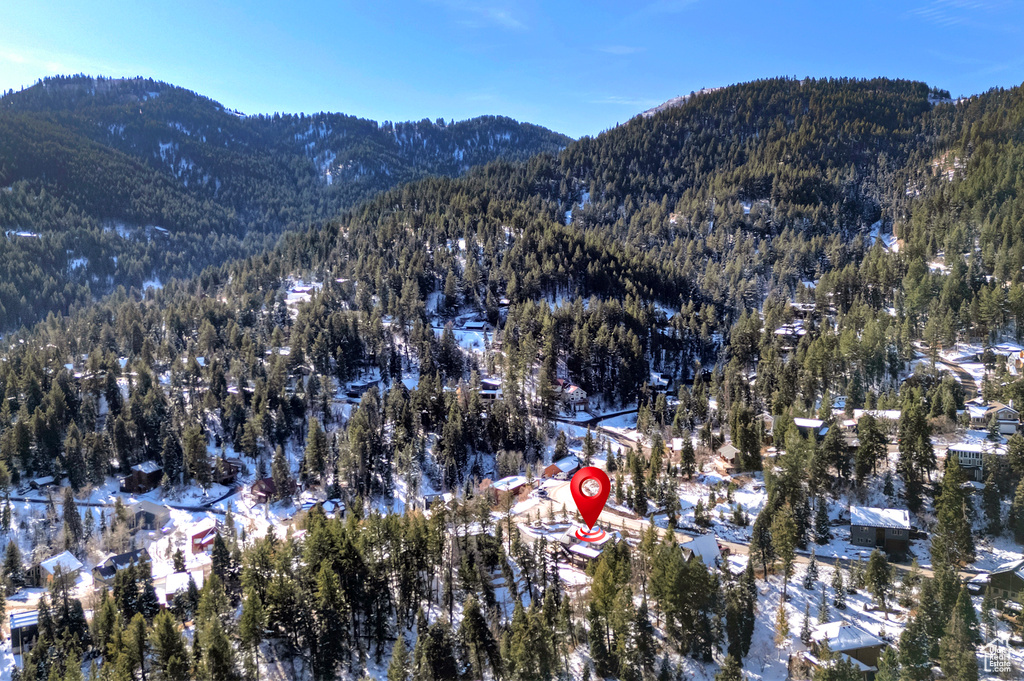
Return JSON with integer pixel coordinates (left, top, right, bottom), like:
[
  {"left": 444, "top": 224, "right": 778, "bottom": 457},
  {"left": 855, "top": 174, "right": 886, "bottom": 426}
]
[
  {"left": 131, "top": 460, "right": 162, "bottom": 474},
  {"left": 130, "top": 500, "right": 170, "bottom": 516},
  {"left": 9, "top": 610, "right": 39, "bottom": 630},
  {"left": 164, "top": 570, "right": 204, "bottom": 594},
  {"left": 672, "top": 437, "right": 685, "bottom": 451},
  {"left": 811, "top": 621, "right": 885, "bottom": 653},
  {"left": 836, "top": 409, "right": 901, "bottom": 422},
  {"left": 492, "top": 475, "right": 529, "bottom": 492},
  {"left": 991, "top": 559, "right": 1024, "bottom": 582},
  {"left": 569, "top": 544, "right": 601, "bottom": 559},
  {"left": 793, "top": 418, "right": 824, "bottom": 429},
  {"left": 947, "top": 442, "right": 987, "bottom": 453},
  {"left": 550, "top": 456, "right": 579, "bottom": 473},
  {"left": 681, "top": 533, "right": 720, "bottom": 567},
  {"left": 849, "top": 505, "right": 910, "bottom": 530},
  {"left": 40, "top": 550, "right": 83, "bottom": 575},
  {"left": 189, "top": 516, "right": 218, "bottom": 537}
]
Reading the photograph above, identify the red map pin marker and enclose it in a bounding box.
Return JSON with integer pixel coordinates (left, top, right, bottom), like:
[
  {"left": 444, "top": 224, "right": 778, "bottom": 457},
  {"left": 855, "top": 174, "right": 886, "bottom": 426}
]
[{"left": 570, "top": 467, "right": 610, "bottom": 540}]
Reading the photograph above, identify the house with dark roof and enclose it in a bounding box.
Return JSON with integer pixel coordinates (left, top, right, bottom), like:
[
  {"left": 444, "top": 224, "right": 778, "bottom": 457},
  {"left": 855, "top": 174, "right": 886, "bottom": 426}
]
[
  {"left": 964, "top": 397, "right": 1019, "bottom": 435},
  {"left": 988, "top": 559, "right": 1024, "bottom": 607},
  {"left": 120, "top": 460, "right": 163, "bottom": 494},
  {"left": 92, "top": 548, "right": 150, "bottom": 586},
  {"left": 795, "top": 620, "right": 887, "bottom": 681},
  {"left": 250, "top": 477, "right": 294, "bottom": 504},
  {"left": 213, "top": 457, "right": 243, "bottom": 486},
  {"left": 128, "top": 500, "right": 172, "bottom": 533},
  {"left": 850, "top": 505, "right": 910, "bottom": 555}
]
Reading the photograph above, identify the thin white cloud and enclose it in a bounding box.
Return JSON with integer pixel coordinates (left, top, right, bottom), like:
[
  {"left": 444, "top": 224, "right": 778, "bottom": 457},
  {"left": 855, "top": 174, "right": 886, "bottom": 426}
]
[
  {"left": 428, "top": 0, "right": 526, "bottom": 30},
  {"left": 598, "top": 45, "right": 645, "bottom": 55},
  {"left": 906, "top": 0, "right": 1020, "bottom": 32}
]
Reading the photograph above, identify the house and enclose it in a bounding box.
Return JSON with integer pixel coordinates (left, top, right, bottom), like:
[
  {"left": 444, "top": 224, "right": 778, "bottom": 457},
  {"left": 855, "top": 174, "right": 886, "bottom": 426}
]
[
  {"left": 419, "top": 492, "right": 453, "bottom": 510},
  {"left": 552, "top": 378, "right": 589, "bottom": 413},
  {"left": 681, "top": 533, "right": 721, "bottom": 568},
  {"left": 32, "top": 550, "right": 83, "bottom": 586},
  {"left": 849, "top": 505, "right": 910, "bottom": 555},
  {"left": 945, "top": 442, "right": 1005, "bottom": 481},
  {"left": 797, "top": 621, "right": 887, "bottom": 680},
  {"left": 456, "top": 377, "right": 503, "bottom": 406},
  {"left": 92, "top": 548, "right": 150, "bottom": 586},
  {"left": 566, "top": 543, "right": 602, "bottom": 569},
  {"left": 463, "top": 320, "right": 488, "bottom": 331},
  {"left": 964, "top": 397, "right": 1019, "bottom": 435},
  {"left": 213, "top": 457, "right": 243, "bottom": 486},
  {"left": 479, "top": 377, "right": 503, "bottom": 405},
  {"left": 250, "top": 476, "right": 294, "bottom": 504},
  {"left": 794, "top": 418, "right": 828, "bottom": 439},
  {"left": 1006, "top": 350, "right": 1024, "bottom": 375},
  {"left": 29, "top": 476, "right": 58, "bottom": 491},
  {"left": 649, "top": 372, "right": 672, "bottom": 392},
  {"left": 190, "top": 517, "right": 220, "bottom": 554},
  {"left": 988, "top": 559, "right": 1024, "bottom": 607},
  {"left": 120, "top": 460, "right": 163, "bottom": 494},
  {"left": 716, "top": 443, "right": 741, "bottom": 474},
  {"left": 484, "top": 475, "right": 530, "bottom": 503},
  {"left": 10, "top": 610, "right": 40, "bottom": 656},
  {"left": 345, "top": 379, "right": 378, "bottom": 399},
  {"left": 128, "top": 500, "right": 172, "bottom": 533},
  {"left": 156, "top": 570, "right": 206, "bottom": 607},
  {"left": 543, "top": 456, "right": 580, "bottom": 479}
]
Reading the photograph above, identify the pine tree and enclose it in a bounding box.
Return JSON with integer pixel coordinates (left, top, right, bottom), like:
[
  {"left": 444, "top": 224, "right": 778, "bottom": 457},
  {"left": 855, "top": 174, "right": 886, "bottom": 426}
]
[
  {"left": 681, "top": 437, "right": 696, "bottom": 479},
  {"left": 458, "top": 595, "right": 499, "bottom": 680},
  {"left": 939, "top": 587, "right": 980, "bottom": 681},
  {"left": 814, "top": 497, "right": 832, "bottom": 544},
  {"left": 582, "top": 429, "right": 596, "bottom": 466},
  {"left": 304, "top": 418, "right": 327, "bottom": 485},
  {"left": 61, "top": 487, "right": 83, "bottom": 548},
  {"left": 63, "top": 423, "right": 86, "bottom": 491},
  {"left": 774, "top": 602, "right": 790, "bottom": 647},
  {"left": 898, "top": 614, "right": 932, "bottom": 681},
  {"left": 715, "top": 655, "right": 742, "bottom": 681},
  {"left": 1012, "top": 478, "right": 1024, "bottom": 543},
  {"left": 874, "top": 646, "right": 899, "bottom": 681},
  {"left": 818, "top": 581, "right": 829, "bottom": 622},
  {"left": 271, "top": 445, "right": 291, "bottom": 501},
  {"left": 831, "top": 568, "right": 846, "bottom": 610},
  {"left": 800, "top": 601, "right": 812, "bottom": 644},
  {"left": 864, "top": 550, "right": 892, "bottom": 618},
  {"left": 239, "top": 587, "right": 266, "bottom": 681},
  {"left": 934, "top": 453, "right": 976, "bottom": 565},
  {"left": 771, "top": 503, "right": 797, "bottom": 598},
  {"left": 804, "top": 549, "right": 819, "bottom": 589},
  {"left": 750, "top": 511, "right": 775, "bottom": 578},
  {"left": 183, "top": 425, "right": 212, "bottom": 489},
  {"left": 388, "top": 636, "right": 411, "bottom": 681},
  {"left": 982, "top": 471, "right": 1001, "bottom": 535},
  {"left": 201, "top": 616, "right": 238, "bottom": 681},
  {"left": 150, "top": 609, "right": 190, "bottom": 681},
  {"left": 980, "top": 584, "right": 997, "bottom": 641}
]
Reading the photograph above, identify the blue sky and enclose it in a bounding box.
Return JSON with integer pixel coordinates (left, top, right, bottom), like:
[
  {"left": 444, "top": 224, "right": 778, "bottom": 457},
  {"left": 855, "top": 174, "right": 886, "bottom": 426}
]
[{"left": 2, "top": 0, "right": 1023, "bottom": 138}]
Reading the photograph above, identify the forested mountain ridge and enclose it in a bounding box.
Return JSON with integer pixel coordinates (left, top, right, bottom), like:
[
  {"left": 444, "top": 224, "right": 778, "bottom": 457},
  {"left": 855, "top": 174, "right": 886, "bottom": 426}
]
[
  {"left": 7, "top": 76, "right": 1024, "bottom": 681},
  {"left": 0, "top": 75, "right": 571, "bottom": 330}
]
